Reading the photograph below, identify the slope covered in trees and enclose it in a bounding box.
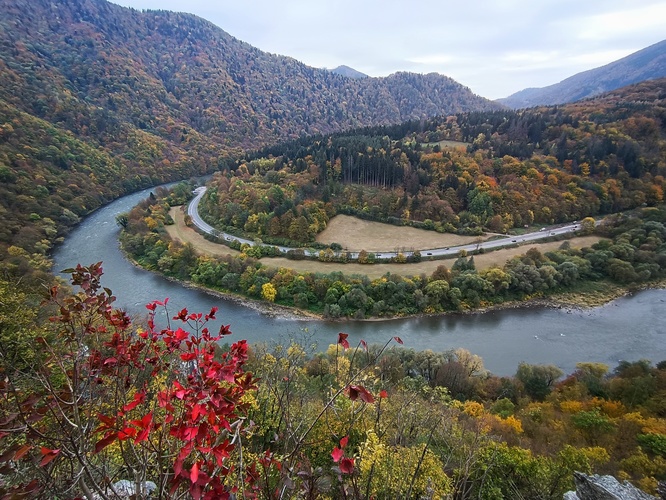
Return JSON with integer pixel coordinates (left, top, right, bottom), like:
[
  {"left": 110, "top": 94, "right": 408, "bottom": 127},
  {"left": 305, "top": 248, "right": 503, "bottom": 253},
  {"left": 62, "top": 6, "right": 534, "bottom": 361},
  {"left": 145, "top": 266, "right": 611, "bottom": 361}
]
[
  {"left": 0, "top": 0, "right": 498, "bottom": 151},
  {"left": 198, "top": 79, "right": 666, "bottom": 243},
  {"left": 0, "top": 0, "right": 499, "bottom": 286},
  {"left": 120, "top": 81, "right": 666, "bottom": 319}
]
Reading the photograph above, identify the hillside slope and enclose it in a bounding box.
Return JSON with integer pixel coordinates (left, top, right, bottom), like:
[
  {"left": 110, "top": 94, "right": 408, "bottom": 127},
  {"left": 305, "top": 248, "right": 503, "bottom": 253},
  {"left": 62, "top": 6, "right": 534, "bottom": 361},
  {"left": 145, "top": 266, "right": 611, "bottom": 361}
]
[
  {"left": 498, "top": 39, "right": 666, "bottom": 108},
  {"left": 0, "top": 0, "right": 499, "bottom": 152},
  {"left": 0, "top": 0, "right": 500, "bottom": 281}
]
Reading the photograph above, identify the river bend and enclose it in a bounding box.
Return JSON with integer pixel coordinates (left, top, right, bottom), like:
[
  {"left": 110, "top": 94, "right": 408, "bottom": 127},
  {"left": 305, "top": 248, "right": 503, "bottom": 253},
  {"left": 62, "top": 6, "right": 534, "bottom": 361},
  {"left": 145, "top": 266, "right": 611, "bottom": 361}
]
[{"left": 53, "top": 187, "right": 666, "bottom": 376}]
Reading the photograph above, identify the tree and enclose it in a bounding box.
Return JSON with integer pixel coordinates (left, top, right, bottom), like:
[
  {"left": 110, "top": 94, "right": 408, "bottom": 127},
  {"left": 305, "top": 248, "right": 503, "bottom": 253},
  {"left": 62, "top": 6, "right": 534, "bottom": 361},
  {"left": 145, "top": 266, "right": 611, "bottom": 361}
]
[
  {"left": 516, "top": 363, "right": 563, "bottom": 401},
  {"left": 1, "top": 264, "right": 405, "bottom": 498},
  {"left": 261, "top": 282, "right": 277, "bottom": 302},
  {"left": 580, "top": 217, "right": 596, "bottom": 234},
  {"left": 0, "top": 263, "right": 259, "bottom": 498}
]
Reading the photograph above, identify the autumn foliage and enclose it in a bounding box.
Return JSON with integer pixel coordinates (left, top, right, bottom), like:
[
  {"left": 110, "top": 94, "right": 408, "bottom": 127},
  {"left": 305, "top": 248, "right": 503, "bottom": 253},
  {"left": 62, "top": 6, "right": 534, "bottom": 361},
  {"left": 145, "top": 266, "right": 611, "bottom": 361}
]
[
  {"left": 4, "top": 264, "right": 666, "bottom": 498},
  {"left": 0, "top": 263, "right": 395, "bottom": 498}
]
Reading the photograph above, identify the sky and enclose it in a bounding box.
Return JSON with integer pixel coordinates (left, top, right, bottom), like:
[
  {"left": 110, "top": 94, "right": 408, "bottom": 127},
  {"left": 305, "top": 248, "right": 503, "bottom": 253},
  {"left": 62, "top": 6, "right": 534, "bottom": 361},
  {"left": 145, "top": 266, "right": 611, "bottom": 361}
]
[{"left": 111, "top": 0, "right": 666, "bottom": 100}]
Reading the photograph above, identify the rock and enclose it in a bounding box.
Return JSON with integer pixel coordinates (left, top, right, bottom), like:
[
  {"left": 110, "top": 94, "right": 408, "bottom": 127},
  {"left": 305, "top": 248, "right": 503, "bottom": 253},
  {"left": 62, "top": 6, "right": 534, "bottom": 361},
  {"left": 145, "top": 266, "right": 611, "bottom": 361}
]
[
  {"left": 564, "top": 472, "right": 658, "bottom": 500},
  {"left": 92, "top": 479, "right": 157, "bottom": 499}
]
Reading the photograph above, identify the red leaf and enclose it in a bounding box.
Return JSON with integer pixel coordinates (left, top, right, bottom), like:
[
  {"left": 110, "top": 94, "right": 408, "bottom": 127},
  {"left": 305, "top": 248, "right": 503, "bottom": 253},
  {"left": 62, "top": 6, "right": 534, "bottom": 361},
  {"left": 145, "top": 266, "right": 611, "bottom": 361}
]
[
  {"left": 94, "top": 433, "right": 117, "bottom": 453},
  {"left": 379, "top": 390, "right": 388, "bottom": 399},
  {"left": 190, "top": 462, "right": 200, "bottom": 484},
  {"left": 123, "top": 392, "right": 145, "bottom": 412},
  {"left": 219, "top": 323, "right": 232, "bottom": 336},
  {"left": 13, "top": 444, "right": 32, "bottom": 460},
  {"left": 347, "top": 385, "right": 374, "bottom": 403},
  {"left": 331, "top": 447, "right": 343, "bottom": 463},
  {"left": 393, "top": 336, "right": 403, "bottom": 345},
  {"left": 135, "top": 426, "right": 150, "bottom": 443},
  {"left": 340, "top": 436, "right": 349, "bottom": 448},
  {"left": 118, "top": 427, "right": 137, "bottom": 440},
  {"left": 339, "top": 457, "right": 355, "bottom": 474},
  {"left": 205, "top": 307, "right": 218, "bottom": 321},
  {"left": 97, "top": 413, "right": 116, "bottom": 427},
  {"left": 39, "top": 448, "right": 60, "bottom": 466},
  {"left": 337, "top": 332, "right": 350, "bottom": 349},
  {"left": 180, "top": 352, "right": 197, "bottom": 361},
  {"left": 360, "top": 339, "right": 367, "bottom": 351},
  {"left": 173, "top": 381, "right": 187, "bottom": 399}
]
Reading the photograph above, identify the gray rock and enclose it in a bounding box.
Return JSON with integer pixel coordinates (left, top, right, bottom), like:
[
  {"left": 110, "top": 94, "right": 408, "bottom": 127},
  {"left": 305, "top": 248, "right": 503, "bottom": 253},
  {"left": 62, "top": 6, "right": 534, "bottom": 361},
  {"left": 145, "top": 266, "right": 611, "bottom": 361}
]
[
  {"left": 564, "top": 472, "right": 657, "bottom": 500},
  {"left": 92, "top": 479, "right": 157, "bottom": 499}
]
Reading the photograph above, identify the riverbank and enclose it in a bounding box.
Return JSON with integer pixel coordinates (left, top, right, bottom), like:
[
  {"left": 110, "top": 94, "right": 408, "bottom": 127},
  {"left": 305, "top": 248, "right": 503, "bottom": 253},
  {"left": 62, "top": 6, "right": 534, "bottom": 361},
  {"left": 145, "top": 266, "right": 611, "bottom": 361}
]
[{"left": 122, "top": 242, "right": 666, "bottom": 322}]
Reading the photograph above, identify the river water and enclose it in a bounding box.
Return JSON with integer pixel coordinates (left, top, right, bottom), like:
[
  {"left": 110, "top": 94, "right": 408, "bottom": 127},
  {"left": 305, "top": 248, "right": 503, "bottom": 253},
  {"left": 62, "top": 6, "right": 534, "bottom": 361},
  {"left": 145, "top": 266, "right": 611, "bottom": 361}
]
[{"left": 52, "top": 186, "right": 666, "bottom": 377}]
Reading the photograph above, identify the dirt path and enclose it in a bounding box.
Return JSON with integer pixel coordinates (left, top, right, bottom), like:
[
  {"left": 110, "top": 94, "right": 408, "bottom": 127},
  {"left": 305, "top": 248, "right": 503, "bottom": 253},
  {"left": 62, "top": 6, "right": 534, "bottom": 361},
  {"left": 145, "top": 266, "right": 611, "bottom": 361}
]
[{"left": 167, "top": 207, "right": 603, "bottom": 277}]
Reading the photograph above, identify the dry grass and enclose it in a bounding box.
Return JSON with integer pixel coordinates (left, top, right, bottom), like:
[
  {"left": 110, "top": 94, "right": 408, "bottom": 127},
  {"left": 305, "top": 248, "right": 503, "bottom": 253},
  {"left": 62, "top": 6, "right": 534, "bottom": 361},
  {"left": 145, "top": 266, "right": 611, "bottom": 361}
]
[
  {"left": 316, "top": 215, "right": 487, "bottom": 252},
  {"left": 167, "top": 207, "right": 604, "bottom": 278}
]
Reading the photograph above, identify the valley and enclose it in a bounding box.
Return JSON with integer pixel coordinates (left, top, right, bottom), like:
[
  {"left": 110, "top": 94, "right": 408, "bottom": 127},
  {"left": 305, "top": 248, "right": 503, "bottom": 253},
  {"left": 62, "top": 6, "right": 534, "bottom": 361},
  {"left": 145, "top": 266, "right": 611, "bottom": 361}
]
[{"left": 1, "top": 0, "right": 666, "bottom": 497}]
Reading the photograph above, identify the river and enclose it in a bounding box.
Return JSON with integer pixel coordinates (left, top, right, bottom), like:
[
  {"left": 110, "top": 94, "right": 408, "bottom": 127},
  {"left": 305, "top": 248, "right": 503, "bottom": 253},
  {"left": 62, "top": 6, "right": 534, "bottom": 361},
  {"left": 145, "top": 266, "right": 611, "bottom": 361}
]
[{"left": 53, "top": 186, "right": 666, "bottom": 377}]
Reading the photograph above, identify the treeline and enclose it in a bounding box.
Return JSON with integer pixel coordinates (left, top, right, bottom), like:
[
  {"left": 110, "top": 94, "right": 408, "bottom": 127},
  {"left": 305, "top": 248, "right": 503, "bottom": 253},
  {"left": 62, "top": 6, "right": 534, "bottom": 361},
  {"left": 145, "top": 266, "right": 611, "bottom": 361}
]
[
  {"left": 121, "top": 188, "right": 666, "bottom": 319},
  {"left": 202, "top": 80, "right": 666, "bottom": 242},
  {"left": 0, "top": 98, "right": 218, "bottom": 291},
  {"left": 3, "top": 263, "right": 666, "bottom": 497}
]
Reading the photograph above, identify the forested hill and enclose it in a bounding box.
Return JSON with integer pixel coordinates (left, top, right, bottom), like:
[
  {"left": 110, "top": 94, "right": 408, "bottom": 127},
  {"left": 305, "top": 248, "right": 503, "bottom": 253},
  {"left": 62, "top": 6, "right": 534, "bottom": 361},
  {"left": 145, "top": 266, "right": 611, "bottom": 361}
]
[
  {"left": 221, "top": 77, "right": 666, "bottom": 244},
  {"left": 0, "top": 0, "right": 498, "bottom": 152},
  {"left": 0, "top": 0, "right": 498, "bottom": 285},
  {"left": 499, "top": 39, "right": 666, "bottom": 108}
]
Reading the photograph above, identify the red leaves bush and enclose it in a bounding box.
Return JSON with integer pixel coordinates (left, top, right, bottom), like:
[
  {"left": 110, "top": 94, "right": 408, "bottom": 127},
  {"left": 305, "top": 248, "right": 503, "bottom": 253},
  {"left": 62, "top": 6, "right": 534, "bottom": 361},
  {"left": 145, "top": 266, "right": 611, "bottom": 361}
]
[{"left": 0, "top": 263, "right": 401, "bottom": 499}]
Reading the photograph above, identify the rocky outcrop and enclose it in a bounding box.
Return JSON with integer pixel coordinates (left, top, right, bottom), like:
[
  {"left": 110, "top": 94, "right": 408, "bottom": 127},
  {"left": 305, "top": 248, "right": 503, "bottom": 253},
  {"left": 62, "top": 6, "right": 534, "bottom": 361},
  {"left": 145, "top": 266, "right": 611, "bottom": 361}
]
[
  {"left": 92, "top": 480, "right": 157, "bottom": 499},
  {"left": 563, "top": 472, "right": 657, "bottom": 500}
]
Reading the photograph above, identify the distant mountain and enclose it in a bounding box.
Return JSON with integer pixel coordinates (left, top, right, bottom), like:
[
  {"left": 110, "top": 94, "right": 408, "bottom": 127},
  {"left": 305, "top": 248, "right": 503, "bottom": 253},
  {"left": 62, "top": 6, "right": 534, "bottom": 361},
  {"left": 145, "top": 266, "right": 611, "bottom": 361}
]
[
  {"left": 498, "top": 39, "right": 666, "bottom": 109},
  {"left": 329, "top": 65, "right": 368, "bottom": 79},
  {"left": 0, "top": 0, "right": 499, "bottom": 154}
]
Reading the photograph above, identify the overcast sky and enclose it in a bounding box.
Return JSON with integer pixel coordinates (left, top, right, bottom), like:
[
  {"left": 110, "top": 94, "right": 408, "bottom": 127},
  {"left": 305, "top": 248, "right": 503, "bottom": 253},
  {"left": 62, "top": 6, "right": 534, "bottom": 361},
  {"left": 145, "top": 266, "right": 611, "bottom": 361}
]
[{"left": 111, "top": 0, "right": 665, "bottom": 100}]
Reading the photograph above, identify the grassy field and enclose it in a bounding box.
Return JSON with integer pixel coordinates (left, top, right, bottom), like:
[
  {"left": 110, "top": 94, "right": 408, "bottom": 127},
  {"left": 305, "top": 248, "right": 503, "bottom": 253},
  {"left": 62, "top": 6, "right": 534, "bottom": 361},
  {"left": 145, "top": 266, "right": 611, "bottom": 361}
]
[
  {"left": 316, "top": 215, "right": 486, "bottom": 252},
  {"left": 167, "top": 207, "right": 604, "bottom": 278}
]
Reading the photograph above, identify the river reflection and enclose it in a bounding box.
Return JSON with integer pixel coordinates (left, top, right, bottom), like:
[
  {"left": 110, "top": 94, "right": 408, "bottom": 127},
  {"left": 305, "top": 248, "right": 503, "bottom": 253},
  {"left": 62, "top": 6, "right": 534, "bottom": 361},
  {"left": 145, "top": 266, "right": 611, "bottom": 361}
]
[{"left": 53, "top": 186, "right": 666, "bottom": 377}]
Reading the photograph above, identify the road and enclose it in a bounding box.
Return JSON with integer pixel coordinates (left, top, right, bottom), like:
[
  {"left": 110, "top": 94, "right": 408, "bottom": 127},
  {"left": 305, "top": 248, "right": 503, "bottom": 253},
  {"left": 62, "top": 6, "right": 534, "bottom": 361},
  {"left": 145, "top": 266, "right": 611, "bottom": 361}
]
[{"left": 188, "top": 187, "right": 586, "bottom": 260}]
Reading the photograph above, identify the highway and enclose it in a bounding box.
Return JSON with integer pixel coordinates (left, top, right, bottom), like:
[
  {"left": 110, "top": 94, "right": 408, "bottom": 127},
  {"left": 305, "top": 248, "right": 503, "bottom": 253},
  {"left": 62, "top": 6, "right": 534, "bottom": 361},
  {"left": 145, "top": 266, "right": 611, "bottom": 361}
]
[{"left": 187, "top": 187, "right": 585, "bottom": 260}]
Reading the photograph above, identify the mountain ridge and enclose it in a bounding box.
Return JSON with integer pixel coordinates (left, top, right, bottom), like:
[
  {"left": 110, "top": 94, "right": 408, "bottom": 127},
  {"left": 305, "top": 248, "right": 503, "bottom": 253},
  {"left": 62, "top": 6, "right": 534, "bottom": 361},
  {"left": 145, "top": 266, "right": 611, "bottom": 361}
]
[
  {"left": 498, "top": 38, "right": 666, "bottom": 108},
  {"left": 0, "top": 0, "right": 500, "bottom": 153},
  {"left": 329, "top": 65, "right": 368, "bottom": 79}
]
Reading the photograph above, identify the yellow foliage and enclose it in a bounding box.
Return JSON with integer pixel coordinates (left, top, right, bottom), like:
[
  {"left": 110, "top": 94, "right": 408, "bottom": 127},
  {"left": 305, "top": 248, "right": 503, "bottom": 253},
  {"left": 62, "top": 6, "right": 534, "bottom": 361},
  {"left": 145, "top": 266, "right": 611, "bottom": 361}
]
[
  {"left": 581, "top": 446, "right": 610, "bottom": 467},
  {"left": 240, "top": 390, "right": 259, "bottom": 412},
  {"left": 622, "top": 412, "right": 647, "bottom": 428},
  {"left": 637, "top": 477, "right": 659, "bottom": 496},
  {"left": 503, "top": 415, "right": 524, "bottom": 434},
  {"left": 286, "top": 344, "right": 306, "bottom": 361},
  {"left": 463, "top": 401, "right": 484, "bottom": 418},
  {"left": 360, "top": 431, "right": 452, "bottom": 499},
  {"left": 145, "top": 216, "right": 158, "bottom": 230},
  {"left": 590, "top": 397, "right": 626, "bottom": 418},
  {"left": 560, "top": 400, "right": 584, "bottom": 414},
  {"left": 261, "top": 282, "right": 277, "bottom": 302},
  {"left": 640, "top": 417, "right": 666, "bottom": 435},
  {"left": 7, "top": 245, "right": 28, "bottom": 257},
  {"left": 620, "top": 449, "right": 666, "bottom": 482}
]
